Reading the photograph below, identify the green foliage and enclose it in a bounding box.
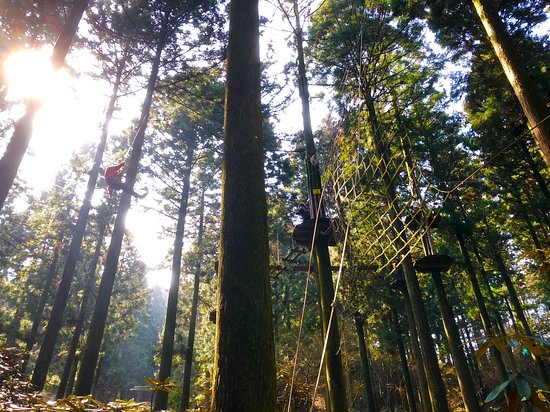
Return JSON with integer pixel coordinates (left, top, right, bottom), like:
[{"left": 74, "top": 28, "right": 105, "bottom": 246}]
[{"left": 1, "top": 347, "right": 151, "bottom": 411}]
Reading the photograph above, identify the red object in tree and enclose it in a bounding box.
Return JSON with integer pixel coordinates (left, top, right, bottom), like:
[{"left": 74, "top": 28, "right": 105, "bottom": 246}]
[{"left": 104, "top": 161, "right": 125, "bottom": 197}]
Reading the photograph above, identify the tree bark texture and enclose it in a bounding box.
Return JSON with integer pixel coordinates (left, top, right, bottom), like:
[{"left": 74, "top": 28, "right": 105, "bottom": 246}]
[
  {"left": 210, "top": 0, "right": 277, "bottom": 410},
  {"left": 0, "top": 0, "right": 88, "bottom": 209},
  {"left": 472, "top": 0, "right": 550, "bottom": 171}
]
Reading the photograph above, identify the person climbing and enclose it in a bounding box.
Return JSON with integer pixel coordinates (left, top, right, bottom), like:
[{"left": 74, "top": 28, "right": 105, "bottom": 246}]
[
  {"left": 104, "top": 161, "right": 146, "bottom": 199},
  {"left": 295, "top": 198, "right": 311, "bottom": 222}
]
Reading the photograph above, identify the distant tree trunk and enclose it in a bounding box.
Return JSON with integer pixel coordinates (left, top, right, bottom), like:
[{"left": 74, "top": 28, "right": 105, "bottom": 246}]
[
  {"left": 429, "top": 268, "right": 480, "bottom": 412},
  {"left": 0, "top": 0, "right": 88, "bottom": 209},
  {"left": 354, "top": 313, "right": 377, "bottom": 412},
  {"left": 57, "top": 216, "right": 107, "bottom": 398},
  {"left": 453, "top": 228, "right": 509, "bottom": 385},
  {"left": 31, "top": 56, "right": 125, "bottom": 391},
  {"left": 180, "top": 184, "right": 205, "bottom": 412},
  {"left": 492, "top": 249, "right": 549, "bottom": 383},
  {"left": 401, "top": 279, "right": 432, "bottom": 412},
  {"left": 21, "top": 232, "right": 64, "bottom": 372},
  {"left": 364, "top": 91, "right": 448, "bottom": 411},
  {"left": 210, "top": 0, "right": 277, "bottom": 410},
  {"left": 518, "top": 141, "right": 550, "bottom": 201},
  {"left": 389, "top": 307, "right": 417, "bottom": 412},
  {"left": 471, "top": 0, "right": 550, "bottom": 170},
  {"left": 154, "top": 143, "right": 194, "bottom": 411},
  {"left": 291, "top": 1, "right": 349, "bottom": 408},
  {"left": 74, "top": 13, "right": 168, "bottom": 396}
]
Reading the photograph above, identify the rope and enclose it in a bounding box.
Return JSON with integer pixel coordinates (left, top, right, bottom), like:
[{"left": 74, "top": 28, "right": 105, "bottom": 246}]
[{"left": 309, "top": 223, "right": 350, "bottom": 412}]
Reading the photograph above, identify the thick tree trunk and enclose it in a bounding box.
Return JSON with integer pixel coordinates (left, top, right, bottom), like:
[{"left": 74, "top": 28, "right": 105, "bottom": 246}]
[
  {"left": 74, "top": 16, "right": 167, "bottom": 396},
  {"left": 57, "top": 217, "right": 107, "bottom": 398},
  {"left": 292, "top": 2, "right": 348, "bottom": 409},
  {"left": 180, "top": 184, "right": 205, "bottom": 412},
  {"left": 354, "top": 313, "right": 377, "bottom": 412},
  {"left": 471, "top": 0, "right": 550, "bottom": 170},
  {"left": 31, "top": 57, "right": 124, "bottom": 391},
  {"left": 0, "top": 0, "right": 88, "bottom": 209},
  {"left": 210, "top": 0, "right": 277, "bottom": 410},
  {"left": 154, "top": 144, "right": 194, "bottom": 411},
  {"left": 390, "top": 307, "right": 418, "bottom": 412}
]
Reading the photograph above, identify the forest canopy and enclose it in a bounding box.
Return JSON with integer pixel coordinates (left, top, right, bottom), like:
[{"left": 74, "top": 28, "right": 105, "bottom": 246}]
[{"left": 0, "top": 0, "right": 549, "bottom": 411}]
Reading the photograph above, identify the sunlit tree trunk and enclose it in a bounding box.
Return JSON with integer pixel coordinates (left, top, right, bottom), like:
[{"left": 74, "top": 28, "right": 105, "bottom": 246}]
[
  {"left": 154, "top": 143, "right": 194, "bottom": 411},
  {"left": 0, "top": 0, "right": 88, "bottom": 209},
  {"left": 471, "top": 0, "right": 550, "bottom": 170},
  {"left": 74, "top": 13, "right": 168, "bottom": 396},
  {"left": 31, "top": 56, "right": 125, "bottom": 391}
]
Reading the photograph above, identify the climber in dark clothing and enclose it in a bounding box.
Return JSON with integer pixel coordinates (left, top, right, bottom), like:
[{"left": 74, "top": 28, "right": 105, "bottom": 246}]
[{"left": 104, "top": 161, "right": 146, "bottom": 199}]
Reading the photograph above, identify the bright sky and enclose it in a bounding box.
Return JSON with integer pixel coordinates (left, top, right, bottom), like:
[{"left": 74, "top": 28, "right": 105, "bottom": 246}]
[{"left": 1, "top": 4, "right": 326, "bottom": 291}]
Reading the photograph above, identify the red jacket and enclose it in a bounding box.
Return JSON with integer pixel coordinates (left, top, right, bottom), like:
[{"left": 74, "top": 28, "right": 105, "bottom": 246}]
[{"left": 104, "top": 161, "right": 125, "bottom": 196}]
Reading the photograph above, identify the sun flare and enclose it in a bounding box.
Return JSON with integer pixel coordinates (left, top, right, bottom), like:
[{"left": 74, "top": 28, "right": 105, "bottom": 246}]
[{"left": 3, "top": 46, "right": 59, "bottom": 102}]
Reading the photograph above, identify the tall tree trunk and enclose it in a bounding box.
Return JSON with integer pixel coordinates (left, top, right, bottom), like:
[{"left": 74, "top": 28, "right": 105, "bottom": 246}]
[
  {"left": 364, "top": 92, "right": 448, "bottom": 411},
  {"left": 492, "top": 248, "right": 549, "bottom": 383},
  {"left": 454, "top": 228, "right": 509, "bottom": 385},
  {"left": 31, "top": 56, "right": 125, "bottom": 391},
  {"left": 154, "top": 143, "right": 194, "bottom": 411},
  {"left": 180, "top": 184, "right": 205, "bottom": 412},
  {"left": 429, "top": 268, "right": 480, "bottom": 411},
  {"left": 518, "top": 141, "right": 550, "bottom": 201},
  {"left": 390, "top": 307, "right": 418, "bottom": 412},
  {"left": 0, "top": 0, "right": 89, "bottom": 209},
  {"left": 22, "top": 232, "right": 64, "bottom": 372},
  {"left": 291, "top": 1, "right": 348, "bottom": 409},
  {"left": 354, "top": 313, "right": 377, "bottom": 412},
  {"left": 74, "top": 13, "right": 168, "bottom": 396},
  {"left": 210, "top": 0, "right": 277, "bottom": 410},
  {"left": 401, "top": 275, "right": 433, "bottom": 412},
  {"left": 57, "top": 216, "right": 107, "bottom": 398},
  {"left": 471, "top": 0, "right": 550, "bottom": 170}
]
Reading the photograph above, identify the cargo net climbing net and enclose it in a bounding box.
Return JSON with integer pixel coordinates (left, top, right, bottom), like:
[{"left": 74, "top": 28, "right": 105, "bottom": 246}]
[{"left": 323, "top": 115, "right": 453, "bottom": 276}]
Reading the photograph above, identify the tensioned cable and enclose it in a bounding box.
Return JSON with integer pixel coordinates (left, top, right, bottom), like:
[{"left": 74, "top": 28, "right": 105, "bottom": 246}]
[{"left": 284, "top": 177, "right": 331, "bottom": 412}]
